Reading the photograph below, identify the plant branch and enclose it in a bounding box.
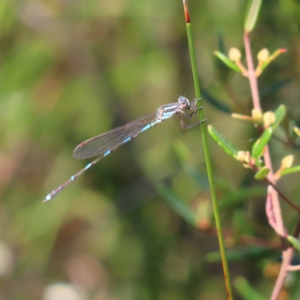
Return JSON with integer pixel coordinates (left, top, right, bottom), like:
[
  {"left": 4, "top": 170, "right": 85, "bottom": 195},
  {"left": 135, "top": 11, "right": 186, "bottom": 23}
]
[
  {"left": 264, "top": 178, "right": 300, "bottom": 213},
  {"left": 243, "top": 31, "right": 291, "bottom": 300}
]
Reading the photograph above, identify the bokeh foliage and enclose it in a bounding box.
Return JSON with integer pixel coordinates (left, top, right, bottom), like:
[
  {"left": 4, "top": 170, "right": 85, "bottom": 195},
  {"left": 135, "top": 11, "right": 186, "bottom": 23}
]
[{"left": 1, "top": 0, "right": 300, "bottom": 299}]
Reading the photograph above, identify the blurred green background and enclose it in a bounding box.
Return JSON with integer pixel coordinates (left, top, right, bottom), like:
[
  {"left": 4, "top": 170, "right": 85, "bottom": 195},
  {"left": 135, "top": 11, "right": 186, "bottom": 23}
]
[{"left": 1, "top": 0, "right": 300, "bottom": 299}]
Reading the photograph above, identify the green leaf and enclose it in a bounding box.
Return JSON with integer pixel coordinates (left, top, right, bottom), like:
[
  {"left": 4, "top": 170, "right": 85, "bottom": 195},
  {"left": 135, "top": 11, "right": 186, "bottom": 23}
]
[
  {"left": 208, "top": 125, "right": 239, "bottom": 158},
  {"left": 254, "top": 166, "right": 270, "bottom": 180},
  {"left": 281, "top": 165, "right": 300, "bottom": 177},
  {"left": 271, "top": 105, "right": 286, "bottom": 130},
  {"left": 287, "top": 236, "right": 300, "bottom": 252},
  {"left": 220, "top": 187, "right": 266, "bottom": 209},
  {"left": 174, "top": 140, "right": 210, "bottom": 188},
  {"left": 213, "top": 51, "right": 241, "bottom": 73},
  {"left": 260, "top": 78, "right": 292, "bottom": 98},
  {"left": 201, "top": 88, "right": 231, "bottom": 113},
  {"left": 234, "top": 277, "right": 267, "bottom": 300},
  {"left": 214, "top": 33, "right": 232, "bottom": 83},
  {"left": 206, "top": 246, "right": 272, "bottom": 262},
  {"left": 156, "top": 184, "right": 197, "bottom": 226},
  {"left": 260, "top": 49, "right": 288, "bottom": 72},
  {"left": 251, "top": 128, "right": 273, "bottom": 159},
  {"left": 244, "top": 0, "right": 262, "bottom": 32}
]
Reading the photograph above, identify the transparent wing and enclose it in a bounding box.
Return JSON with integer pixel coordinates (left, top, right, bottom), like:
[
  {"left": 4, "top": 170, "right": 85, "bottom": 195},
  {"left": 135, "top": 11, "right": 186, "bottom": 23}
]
[{"left": 73, "top": 112, "right": 159, "bottom": 159}]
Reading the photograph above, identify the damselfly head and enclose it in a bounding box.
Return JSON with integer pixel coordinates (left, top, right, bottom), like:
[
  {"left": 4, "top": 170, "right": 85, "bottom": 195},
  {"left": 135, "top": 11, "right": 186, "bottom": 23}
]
[{"left": 178, "top": 96, "right": 191, "bottom": 109}]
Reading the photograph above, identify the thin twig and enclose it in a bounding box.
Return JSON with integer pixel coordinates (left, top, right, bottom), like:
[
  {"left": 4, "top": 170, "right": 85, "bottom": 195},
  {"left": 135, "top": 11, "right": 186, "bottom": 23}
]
[{"left": 264, "top": 178, "right": 300, "bottom": 213}]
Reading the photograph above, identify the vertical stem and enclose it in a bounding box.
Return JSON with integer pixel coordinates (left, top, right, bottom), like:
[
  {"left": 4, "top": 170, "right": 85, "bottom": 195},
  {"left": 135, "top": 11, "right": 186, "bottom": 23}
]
[
  {"left": 244, "top": 31, "right": 284, "bottom": 238},
  {"left": 244, "top": 32, "right": 261, "bottom": 111},
  {"left": 182, "top": 1, "right": 233, "bottom": 299},
  {"left": 244, "top": 31, "right": 291, "bottom": 300}
]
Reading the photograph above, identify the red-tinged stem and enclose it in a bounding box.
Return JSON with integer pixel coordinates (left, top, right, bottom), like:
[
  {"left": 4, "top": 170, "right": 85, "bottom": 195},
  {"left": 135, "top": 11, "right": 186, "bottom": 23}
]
[
  {"left": 182, "top": 0, "right": 190, "bottom": 23},
  {"left": 243, "top": 31, "right": 292, "bottom": 300},
  {"left": 244, "top": 31, "right": 285, "bottom": 238},
  {"left": 288, "top": 265, "right": 300, "bottom": 272},
  {"left": 243, "top": 32, "right": 261, "bottom": 111},
  {"left": 265, "top": 178, "right": 300, "bottom": 213},
  {"left": 263, "top": 146, "right": 286, "bottom": 238}
]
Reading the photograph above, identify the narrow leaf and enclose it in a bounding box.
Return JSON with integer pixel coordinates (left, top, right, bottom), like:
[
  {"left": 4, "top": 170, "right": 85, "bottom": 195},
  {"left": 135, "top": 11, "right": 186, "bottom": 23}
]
[
  {"left": 234, "top": 277, "right": 267, "bottom": 300},
  {"left": 287, "top": 236, "right": 300, "bottom": 252},
  {"left": 260, "top": 78, "right": 292, "bottom": 98},
  {"left": 206, "top": 246, "right": 271, "bottom": 262},
  {"left": 208, "top": 125, "right": 238, "bottom": 158},
  {"left": 201, "top": 88, "right": 231, "bottom": 113},
  {"left": 254, "top": 166, "right": 270, "bottom": 180},
  {"left": 244, "top": 0, "right": 262, "bottom": 32},
  {"left": 220, "top": 186, "right": 266, "bottom": 209},
  {"left": 251, "top": 128, "right": 273, "bottom": 159},
  {"left": 260, "top": 49, "right": 288, "bottom": 72},
  {"left": 271, "top": 105, "right": 286, "bottom": 130},
  {"left": 215, "top": 33, "right": 232, "bottom": 83},
  {"left": 156, "top": 184, "right": 197, "bottom": 226},
  {"left": 174, "top": 141, "right": 210, "bottom": 188},
  {"left": 281, "top": 165, "right": 300, "bottom": 177},
  {"left": 213, "top": 51, "right": 241, "bottom": 73}
]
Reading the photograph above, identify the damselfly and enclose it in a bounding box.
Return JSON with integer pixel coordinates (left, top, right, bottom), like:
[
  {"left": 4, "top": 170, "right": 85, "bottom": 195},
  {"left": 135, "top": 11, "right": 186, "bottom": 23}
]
[{"left": 43, "top": 96, "right": 203, "bottom": 202}]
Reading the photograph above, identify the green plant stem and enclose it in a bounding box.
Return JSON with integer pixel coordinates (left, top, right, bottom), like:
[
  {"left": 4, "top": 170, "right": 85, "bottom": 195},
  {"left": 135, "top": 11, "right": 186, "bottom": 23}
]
[{"left": 183, "top": 5, "right": 233, "bottom": 300}]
